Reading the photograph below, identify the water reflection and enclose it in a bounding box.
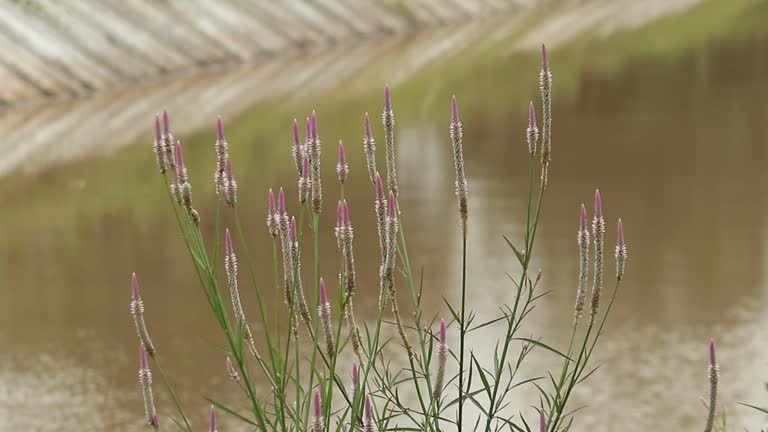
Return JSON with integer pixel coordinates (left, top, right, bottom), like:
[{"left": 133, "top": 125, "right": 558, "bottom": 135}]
[{"left": 2, "top": 4, "right": 768, "bottom": 432}]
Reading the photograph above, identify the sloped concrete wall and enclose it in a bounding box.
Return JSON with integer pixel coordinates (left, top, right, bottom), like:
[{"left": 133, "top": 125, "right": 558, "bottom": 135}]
[{"left": 0, "top": 0, "right": 523, "bottom": 108}]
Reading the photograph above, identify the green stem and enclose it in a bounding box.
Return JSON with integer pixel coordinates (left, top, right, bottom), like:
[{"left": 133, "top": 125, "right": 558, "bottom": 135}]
[{"left": 458, "top": 232, "right": 468, "bottom": 432}]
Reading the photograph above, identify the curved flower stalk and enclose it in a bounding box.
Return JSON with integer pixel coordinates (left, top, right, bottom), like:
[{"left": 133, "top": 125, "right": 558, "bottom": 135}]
[
  {"left": 339, "top": 200, "right": 363, "bottom": 362},
  {"left": 574, "top": 205, "right": 589, "bottom": 323},
  {"left": 171, "top": 141, "right": 200, "bottom": 225},
  {"left": 382, "top": 85, "right": 399, "bottom": 197},
  {"left": 138, "top": 343, "right": 158, "bottom": 427},
  {"left": 450, "top": 96, "right": 468, "bottom": 236},
  {"left": 224, "top": 229, "right": 259, "bottom": 360},
  {"left": 130, "top": 273, "right": 155, "bottom": 355},
  {"left": 704, "top": 341, "right": 719, "bottom": 432},
  {"left": 381, "top": 192, "right": 413, "bottom": 358},
  {"left": 589, "top": 190, "right": 605, "bottom": 326},
  {"left": 539, "top": 45, "right": 553, "bottom": 187},
  {"left": 433, "top": 319, "right": 447, "bottom": 401},
  {"left": 290, "top": 216, "right": 314, "bottom": 339},
  {"left": 363, "top": 113, "right": 377, "bottom": 183},
  {"left": 318, "top": 278, "right": 335, "bottom": 358}
]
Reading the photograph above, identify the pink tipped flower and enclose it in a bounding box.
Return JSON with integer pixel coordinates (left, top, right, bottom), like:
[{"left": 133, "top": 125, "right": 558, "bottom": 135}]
[
  {"left": 579, "top": 204, "right": 588, "bottom": 232},
  {"left": 352, "top": 364, "right": 359, "bottom": 387},
  {"left": 305, "top": 117, "right": 311, "bottom": 144},
  {"left": 337, "top": 140, "right": 349, "bottom": 183},
  {"left": 151, "top": 415, "right": 159, "bottom": 427},
  {"left": 154, "top": 116, "right": 162, "bottom": 142},
  {"left": 314, "top": 389, "right": 322, "bottom": 420},
  {"left": 225, "top": 228, "right": 234, "bottom": 257},
  {"left": 278, "top": 187, "right": 286, "bottom": 215},
  {"left": 226, "top": 356, "right": 240, "bottom": 381},
  {"left": 439, "top": 319, "right": 446, "bottom": 345},
  {"left": 174, "top": 141, "right": 185, "bottom": 174},
  {"left": 209, "top": 405, "right": 217, "bottom": 432},
  {"left": 310, "top": 111, "right": 318, "bottom": 142},
  {"left": 594, "top": 190, "right": 603, "bottom": 220},
  {"left": 162, "top": 110, "right": 170, "bottom": 135},
  {"left": 131, "top": 272, "right": 141, "bottom": 301},
  {"left": 364, "top": 113, "right": 373, "bottom": 142},
  {"left": 293, "top": 119, "right": 301, "bottom": 149},
  {"left": 528, "top": 101, "right": 537, "bottom": 130},
  {"left": 290, "top": 216, "right": 297, "bottom": 243},
  {"left": 319, "top": 278, "right": 328, "bottom": 305},
  {"left": 539, "top": 409, "right": 546, "bottom": 432},
  {"left": 342, "top": 200, "right": 350, "bottom": 227},
  {"left": 451, "top": 95, "right": 460, "bottom": 124},
  {"left": 387, "top": 192, "right": 397, "bottom": 220},
  {"left": 709, "top": 340, "right": 716, "bottom": 366},
  {"left": 268, "top": 189, "right": 276, "bottom": 216},
  {"left": 384, "top": 85, "right": 392, "bottom": 112},
  {"left": 140, "top": 343, "right": 149, "bottom": 370},
  {"left": 375, "top": 173, "right": 385, "bottom": 202},
  {"left": 216, "top": 116, "right": 224, "bottom": 142},
  {"left": 541, "top": 44, "right": 549, "bottom": 73},
  {"left": 365, "top": 395, "right": 373, "bottom": 424}
]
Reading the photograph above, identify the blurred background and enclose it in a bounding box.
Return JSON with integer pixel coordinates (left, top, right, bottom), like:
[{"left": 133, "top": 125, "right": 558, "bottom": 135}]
[{"left": 1, "top": 0, "right": 767, "bottom": 430}]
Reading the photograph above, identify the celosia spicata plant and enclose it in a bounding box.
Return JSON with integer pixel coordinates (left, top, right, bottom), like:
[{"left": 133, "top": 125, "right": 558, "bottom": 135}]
[{"left": 127, "top": 46, "right": 685, "bottom": 432}]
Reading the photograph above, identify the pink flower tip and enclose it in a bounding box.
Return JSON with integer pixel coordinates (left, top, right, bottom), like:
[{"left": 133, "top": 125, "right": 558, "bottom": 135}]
[
  {"left": 131, "top": 272, "right": 140, "bottom": 301},
  {"left": 162, "top": 110, "right": 170, "bottom": 134},
  {"left": 352, "top": 364, "right": 359, "bottom": 386},
  {"left": 387, "top": 192, "right": 397, "bottom": 219},
  {"left": 216, "top": 116, "right": 224, "bottom": 142},
  {"left": 310, "top": 111, "right": 318, "bottom": 141},
  {"left": 305, "top": 117, "right": 311, "bottom": 141},
  {"left": 375, "top": 173, "right": 385, "bottom": 201},
  {"left": 154, "top": 115, "right": 161, "bottom": 141},
  {"left": 528, "top": 101, "right": 536, "bottom": 129},
  {"left": 384, "top": 84, "right": 392, "bottom": 112},
  {"left": 451, "top": 95, "right": 460, "bottom": 124},
  {"left": 364, "top": 113, "right": 372, "bottom": 140},
  {"left": 139, "top": 343, "right": 149, "bottom": 369},
  {"left": 342, "top": 200, "right": 350, "bottom": 226},
  {"left": 365, "top": 395, "right": 373, "bottom": 421},
  {"left": 293, "top": 119, "right": 300, "bottom": 147},
  {"left": 278, "top": 187, "right": 286, "bottom": 214},
  {"left": 617, "top": 218, "right": 624, "bottom": 247},
  {"left": 225, "top": 228, "right": 234, "bottom": 256},
  {"left": 151, "top": 415, "right": 159, "bottom": 427},
  {"left": 225, "top": 158, "right": 234, "bottom": 181},
  {"left": 209, "top": 405, "right": 217, "bottom": 432},
  {"left": 313, "top": 390, "right": 322, "bottom": 419},
  {"left": 539, "top": 409, "right": 546, "bottom": 432},
  {"left": 579, "top": 204, "right": 587, "bottom": 231},
  {"left": 290, "top": 217, "right": 297, "bottom": 243},
  {"left": 338, "top": 140, "right": 346, "bottom": 163},
  {"left": 439, "top": 319, "right": 446, "bottom": 345},
  {"left": 319, "top": 278, "right": 328, "bottom": 305},
  {"left": 709, "top": 340, "right": 716, "bottom": 366},
  {"left": 594, "top": 189, "right": 602, "bottom": 219},
  {"left": 268, "top": 189, "right": 276, "bottom": 214},
  {"left": 174, "top": 141, "right": 184, "bottom": 169},
  {"left": 541, "top": 44, "right": 549, "bottom": 73}
]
